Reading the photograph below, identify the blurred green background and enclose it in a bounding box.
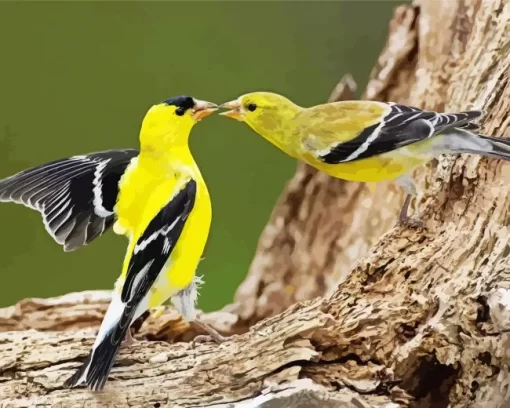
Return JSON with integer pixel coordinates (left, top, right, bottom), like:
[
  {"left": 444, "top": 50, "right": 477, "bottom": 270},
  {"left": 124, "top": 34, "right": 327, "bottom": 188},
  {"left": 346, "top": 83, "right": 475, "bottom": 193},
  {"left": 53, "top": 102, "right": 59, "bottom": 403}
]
[{"left": 0, "top": 1, "right": 399, "bottom": 310}]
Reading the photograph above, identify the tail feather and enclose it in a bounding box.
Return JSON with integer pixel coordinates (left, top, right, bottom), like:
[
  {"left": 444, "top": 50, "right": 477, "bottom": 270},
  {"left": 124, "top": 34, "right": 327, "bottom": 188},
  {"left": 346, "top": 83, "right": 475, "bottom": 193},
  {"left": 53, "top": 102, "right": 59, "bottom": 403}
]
[
  {"left": 441, "top": 129, "right": 510, "bottom": 161},
  {"left": 65, "top": 295, "right": 133, "bottom": 391},
  {"left": 65, "top": 352, "right": 94, "bottom": 389},
  {"left": 458, "top": 122, "right": 482, "bottom": 132},
  {"left": 64, "top": 326, "right": 128, "bottom": 391},
  {"left": 477, "top": 135, "right": 510, "bottom": 161}
]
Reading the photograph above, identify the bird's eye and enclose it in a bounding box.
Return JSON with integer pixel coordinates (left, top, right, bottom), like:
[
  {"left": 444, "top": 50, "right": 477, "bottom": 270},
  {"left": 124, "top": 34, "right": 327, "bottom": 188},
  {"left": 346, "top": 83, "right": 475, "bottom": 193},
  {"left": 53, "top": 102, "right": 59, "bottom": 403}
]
[
  {"left": 246, "top": 103, "right": 257, "bottom": 112},
  {"left": 175, "top": 107, "right": 185, "bottom": 116}
]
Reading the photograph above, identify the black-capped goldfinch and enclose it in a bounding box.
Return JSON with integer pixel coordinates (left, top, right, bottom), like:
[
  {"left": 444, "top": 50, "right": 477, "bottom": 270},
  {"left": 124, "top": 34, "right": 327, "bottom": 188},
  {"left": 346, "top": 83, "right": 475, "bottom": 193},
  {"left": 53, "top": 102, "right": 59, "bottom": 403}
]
[
  {"left": 0, "top": 96, "right": 221, "bottom": 390},
  {"left": 220, "top": 92, "right": 509, "bottom": 226}
]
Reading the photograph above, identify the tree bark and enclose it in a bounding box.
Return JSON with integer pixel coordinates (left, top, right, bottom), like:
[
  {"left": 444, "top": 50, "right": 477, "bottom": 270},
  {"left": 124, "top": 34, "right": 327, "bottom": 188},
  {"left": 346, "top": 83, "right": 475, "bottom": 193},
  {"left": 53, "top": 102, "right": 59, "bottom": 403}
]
[{"left": 2, "top": 0, "right": 510, "bottom": 407}]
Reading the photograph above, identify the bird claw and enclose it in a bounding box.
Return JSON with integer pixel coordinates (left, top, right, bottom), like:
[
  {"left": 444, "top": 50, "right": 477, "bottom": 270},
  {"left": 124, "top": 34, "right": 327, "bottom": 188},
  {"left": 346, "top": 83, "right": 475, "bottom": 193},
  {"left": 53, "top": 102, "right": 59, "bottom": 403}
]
[
  {"left": 191, "top": 335, "right": 213, "bottom": 347},
  {"left": 190, "top": 320, "right": 229, "bottom": 348},
  {"left": 398, "top": 215, "right": 424, "bottom": 229},
  {"left": 397, "top": 193, "right": 425, "bottom": 229},
  {"left": 191, "top": 333, "right": 229, "bottom": 348},
  {"left": 124, "top": 328, "right": 138, "bottom": 346}
]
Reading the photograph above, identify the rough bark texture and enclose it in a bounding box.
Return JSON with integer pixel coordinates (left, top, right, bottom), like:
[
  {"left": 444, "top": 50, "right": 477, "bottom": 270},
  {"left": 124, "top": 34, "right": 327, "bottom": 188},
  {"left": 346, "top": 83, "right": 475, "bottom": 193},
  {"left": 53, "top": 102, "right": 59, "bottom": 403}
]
[{"left": 2, "top": 0, "right": 510, "bottom": 407}]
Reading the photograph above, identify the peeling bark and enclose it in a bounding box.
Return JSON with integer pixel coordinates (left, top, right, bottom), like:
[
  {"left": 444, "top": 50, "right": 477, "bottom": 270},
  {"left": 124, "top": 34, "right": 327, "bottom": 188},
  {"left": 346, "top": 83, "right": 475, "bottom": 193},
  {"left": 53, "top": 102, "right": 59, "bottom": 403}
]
[{"left": 1, "top": 0, "right": 510, "bottom": 407}]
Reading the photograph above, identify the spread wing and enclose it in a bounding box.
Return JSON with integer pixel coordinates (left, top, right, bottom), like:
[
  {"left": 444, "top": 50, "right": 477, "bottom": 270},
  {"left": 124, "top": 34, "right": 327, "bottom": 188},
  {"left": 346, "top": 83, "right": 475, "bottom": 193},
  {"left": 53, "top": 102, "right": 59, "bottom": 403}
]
[
  {"left": 310, "top": 103, "right": 484, "bottom": 164},
  {"left": 120, "top": 178, "right": 197, "bottom": 305},
  {"left": 0, "top": 149, "right": 138, "bottom": 251}
]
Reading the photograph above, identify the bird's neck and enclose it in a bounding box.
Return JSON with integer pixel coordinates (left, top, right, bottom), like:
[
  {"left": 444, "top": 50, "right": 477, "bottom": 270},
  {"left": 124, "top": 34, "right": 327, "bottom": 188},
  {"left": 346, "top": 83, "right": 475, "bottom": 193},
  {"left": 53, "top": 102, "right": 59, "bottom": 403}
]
[
  {"left": 139, "top": 145, "right": 202, "bottom": 181},
  {"left": 261, "top": 128, "right": 298, "bottom": 157},
  {"left": 139, "top": 120, "right": 194, "bottom": 156},
  {"left": 251, "top": 111, "right": 302, "bottom": 158}
]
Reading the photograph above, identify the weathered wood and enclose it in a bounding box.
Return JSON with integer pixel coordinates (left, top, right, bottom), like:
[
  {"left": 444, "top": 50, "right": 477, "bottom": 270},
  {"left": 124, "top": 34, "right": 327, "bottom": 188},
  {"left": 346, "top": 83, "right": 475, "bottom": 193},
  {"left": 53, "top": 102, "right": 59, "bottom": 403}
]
[{"left": 1, "top": 0, "right": 510, "bottom": 406}]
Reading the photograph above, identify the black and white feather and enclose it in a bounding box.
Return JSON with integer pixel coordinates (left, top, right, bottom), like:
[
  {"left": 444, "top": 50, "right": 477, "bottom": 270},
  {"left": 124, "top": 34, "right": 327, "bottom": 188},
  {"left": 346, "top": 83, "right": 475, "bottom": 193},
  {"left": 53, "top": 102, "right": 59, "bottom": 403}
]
[
  {"left": 121, "top": 178, "right": 197, "bottom": 304},
  {"left": 0, "top": 149, "right": 138, "bottom": 251},
  {"left": 321, "top": 103, "right": 485, "bottom": 164},
  {"left": 65, "top": 178, "right": 197, "bottom": 391}
]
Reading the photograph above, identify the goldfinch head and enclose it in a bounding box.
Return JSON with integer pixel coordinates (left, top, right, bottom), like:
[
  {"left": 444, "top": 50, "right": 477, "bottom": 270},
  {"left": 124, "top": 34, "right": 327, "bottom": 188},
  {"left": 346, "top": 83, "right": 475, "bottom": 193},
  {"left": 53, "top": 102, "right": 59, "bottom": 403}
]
[
  {"left": 140, "top": 96, "right": 217, "bottom": 149},
  {"left": 219, "top": 92, "right": 301, "bottom": 142}
]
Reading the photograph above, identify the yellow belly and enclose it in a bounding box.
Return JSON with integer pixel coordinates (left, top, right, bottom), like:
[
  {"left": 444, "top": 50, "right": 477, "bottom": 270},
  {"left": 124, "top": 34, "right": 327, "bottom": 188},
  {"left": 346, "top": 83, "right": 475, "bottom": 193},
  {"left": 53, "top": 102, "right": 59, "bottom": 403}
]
[
  {"left": 302, "top": 141, "right": 436, "bottom": 183},
  {"left": 147, "top": 183, "right": 211, "bottom": 308},
  {"left": 312, "top": 156, "right": 412, "bottom": 182},
  {"left": 112, "top": 156, "right": 212, "bottom": 308}
]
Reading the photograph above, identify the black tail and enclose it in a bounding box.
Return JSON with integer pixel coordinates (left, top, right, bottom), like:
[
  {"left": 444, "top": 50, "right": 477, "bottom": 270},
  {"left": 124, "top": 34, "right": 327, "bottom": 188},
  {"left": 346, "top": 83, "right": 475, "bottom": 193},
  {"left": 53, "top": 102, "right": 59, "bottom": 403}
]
[
  {"left": 443, "top": 129, "right": 510, "bottom": 161},
  {"left": 65, "top": 316, "right": 131, "bottom": 391},
  {"left": 477, "top": 135, "right": 510, "bottom": 161}
]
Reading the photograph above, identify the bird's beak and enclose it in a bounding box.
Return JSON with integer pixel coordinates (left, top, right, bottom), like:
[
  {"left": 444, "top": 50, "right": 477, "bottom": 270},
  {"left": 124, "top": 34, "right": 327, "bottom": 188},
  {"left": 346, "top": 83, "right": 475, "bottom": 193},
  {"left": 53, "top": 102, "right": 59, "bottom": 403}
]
[
  {"left": 219, "top": 99, "right": 244, "bottom": 121},
  {"left": 192, "top": 99, "right": 218, "bottom": 121}
]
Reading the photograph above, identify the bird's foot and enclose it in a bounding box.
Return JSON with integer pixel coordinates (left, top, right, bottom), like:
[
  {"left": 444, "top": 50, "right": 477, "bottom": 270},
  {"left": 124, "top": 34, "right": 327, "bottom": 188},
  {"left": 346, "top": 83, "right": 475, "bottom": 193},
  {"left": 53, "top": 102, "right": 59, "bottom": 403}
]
[
  {"left": 398, "top": 214, "right": 424, "bottom": 229},
  {"left": 192, "top": 334, "right": 229, "bottom": 347},
  {"left": 397, "top": 192, "right": 425, "bottom": 229},
  {"left": 124, "top": 328, "right": 138, "bottom": 346},
  {"left": 191, "top": 320, "right": 229, "bottom": 348}
]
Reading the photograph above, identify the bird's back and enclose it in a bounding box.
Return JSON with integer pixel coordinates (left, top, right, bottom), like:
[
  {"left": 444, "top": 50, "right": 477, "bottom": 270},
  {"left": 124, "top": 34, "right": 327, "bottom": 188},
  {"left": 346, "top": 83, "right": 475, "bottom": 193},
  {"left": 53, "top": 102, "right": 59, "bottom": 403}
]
[{"left": 296, "top": 101, "right": 390, "bottom": 150}]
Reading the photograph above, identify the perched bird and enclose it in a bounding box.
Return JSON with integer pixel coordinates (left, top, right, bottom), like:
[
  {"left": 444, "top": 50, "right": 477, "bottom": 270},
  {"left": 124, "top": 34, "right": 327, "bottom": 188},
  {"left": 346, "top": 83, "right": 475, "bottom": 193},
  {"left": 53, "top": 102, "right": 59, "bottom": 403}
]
[
  {"left": 219, "top": 92, "right": 508, "bottom": 225},
  {"left": 0, "top": 96, "right": 222, "bottom": 390}
]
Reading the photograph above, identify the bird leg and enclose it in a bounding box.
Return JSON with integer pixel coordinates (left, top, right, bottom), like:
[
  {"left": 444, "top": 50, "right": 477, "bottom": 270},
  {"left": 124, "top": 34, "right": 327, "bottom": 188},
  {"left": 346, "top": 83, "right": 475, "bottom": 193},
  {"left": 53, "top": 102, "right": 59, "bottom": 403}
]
[
  {"left": 124, "top": 327, "right": 137, "bottom": 346},
  {"left": 171, "top": 276, "right": 232, "bottom": 348},
  {"left": 398, "top": 193, "right": 424, "bottom": 228},
  {"left": 124, "top": 310, "right": 151, "bottom": 345},
  {"left": 394, "top": 175, "right": 424, "bottom": 228},
  {"left": 191, "top": 319, "right": 229, "bottom": 347}
]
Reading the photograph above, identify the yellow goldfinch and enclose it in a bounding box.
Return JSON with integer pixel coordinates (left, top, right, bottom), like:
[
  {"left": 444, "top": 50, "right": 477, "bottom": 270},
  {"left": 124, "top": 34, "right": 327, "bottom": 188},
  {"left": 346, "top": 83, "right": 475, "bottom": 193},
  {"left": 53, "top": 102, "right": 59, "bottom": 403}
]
[
  {"left": 0, "top": 96, "right": 221, "bottom": 390},
  {"left": 219, "top": 92, "right": 508, "bottom": 225}
]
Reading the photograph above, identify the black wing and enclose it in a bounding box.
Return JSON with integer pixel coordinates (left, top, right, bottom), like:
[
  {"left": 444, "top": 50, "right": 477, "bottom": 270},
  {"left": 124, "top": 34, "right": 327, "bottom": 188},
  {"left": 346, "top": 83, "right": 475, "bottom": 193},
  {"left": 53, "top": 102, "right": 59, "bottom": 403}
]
[
  {"left": 0, "top": 149, "right": 139, "bottom": 251},
  {"left": 121, "top": 178, "right": 197, "bottom": 304},
  {"left": 320, "top": 103, "right": 484, "bottom": 164}
]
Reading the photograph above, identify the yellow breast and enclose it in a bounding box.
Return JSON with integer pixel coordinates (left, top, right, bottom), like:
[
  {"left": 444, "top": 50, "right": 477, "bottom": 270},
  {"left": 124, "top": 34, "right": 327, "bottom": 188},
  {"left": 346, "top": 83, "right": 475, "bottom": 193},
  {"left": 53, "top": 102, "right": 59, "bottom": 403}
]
[
  {"left": 299, "top": 138, "right": 437, "bottom": 183},
  {"left": 112, "top": 152, "right": 212, "bottom": 305},
  {"left": 146, "top": 176, "right": 211, "bottom": 308}
]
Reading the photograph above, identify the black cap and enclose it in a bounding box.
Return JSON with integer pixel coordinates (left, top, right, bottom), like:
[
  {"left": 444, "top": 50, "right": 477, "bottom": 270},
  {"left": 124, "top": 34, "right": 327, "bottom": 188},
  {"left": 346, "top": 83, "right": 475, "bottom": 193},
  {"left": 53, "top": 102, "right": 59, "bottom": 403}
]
[{"left": 163, "top": 96, "right": 195, "bottom": 111}]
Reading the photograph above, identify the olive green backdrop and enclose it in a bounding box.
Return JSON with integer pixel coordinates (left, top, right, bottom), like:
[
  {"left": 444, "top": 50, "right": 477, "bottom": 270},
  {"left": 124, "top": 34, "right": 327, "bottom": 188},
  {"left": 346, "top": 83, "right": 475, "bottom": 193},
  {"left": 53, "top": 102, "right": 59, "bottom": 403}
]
[{"left": 0, "top": 1, "right": 399, "bottom": 310}]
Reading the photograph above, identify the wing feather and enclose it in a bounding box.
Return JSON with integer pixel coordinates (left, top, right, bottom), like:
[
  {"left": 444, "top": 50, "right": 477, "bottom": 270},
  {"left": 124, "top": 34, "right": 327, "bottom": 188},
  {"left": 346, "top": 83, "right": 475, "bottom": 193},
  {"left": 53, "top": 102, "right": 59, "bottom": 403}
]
[
  {"left": 121, "top": 178, "right": 197, "bottom": 304},
  {"left": 0, "top": 149, "right": 138, "bottom": 251},
  {"left": 64, "top": 177, "right": 198, "bottom": 391},
  {"left": 319, "top": 103, "right": 484, "bottom": 164}
]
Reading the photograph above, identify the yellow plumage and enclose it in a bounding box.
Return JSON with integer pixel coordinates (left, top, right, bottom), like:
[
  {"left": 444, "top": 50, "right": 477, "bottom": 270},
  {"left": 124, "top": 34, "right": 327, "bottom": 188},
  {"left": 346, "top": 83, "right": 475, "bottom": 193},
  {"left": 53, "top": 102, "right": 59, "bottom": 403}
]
[
  {"left": 68, "top": 97, "right": 216, "bottom": 390},
  {"left": 0, "top": 96, "right": 219, "bottom": 390},
  {"left": 301, "top": 140, "right": 436, "bottom": 183},
  {"left": 114, "top": 151, "right": 211, "bottom": 308},
  {"left": 114, "top": 103, "right": 213, "bottom": 306},
  {"left": 220, "top": 94, "right": 434, "bottom": 182},
  {"left": 219, "top": 92, "right": 508, "bottom": 225}
]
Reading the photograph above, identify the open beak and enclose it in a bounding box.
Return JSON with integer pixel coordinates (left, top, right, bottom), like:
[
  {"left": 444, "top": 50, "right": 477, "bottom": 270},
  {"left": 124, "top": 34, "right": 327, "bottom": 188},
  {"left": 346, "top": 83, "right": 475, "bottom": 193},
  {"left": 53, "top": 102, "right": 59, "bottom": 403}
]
[
  {"left": 219, "top": 99, "right": 244, "bottom": 121},
  {"left": 192, "top": 99, "right": 218, "bottom": 121}
]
